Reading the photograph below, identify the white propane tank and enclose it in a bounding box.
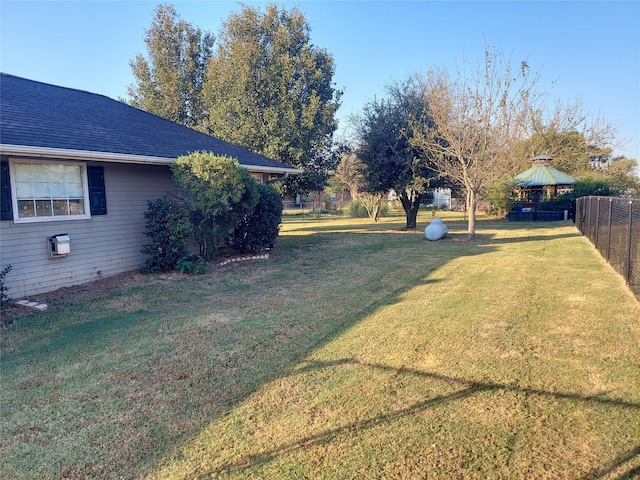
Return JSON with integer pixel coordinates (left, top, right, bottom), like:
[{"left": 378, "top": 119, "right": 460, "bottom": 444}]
[{"left": 424, "top": 217, "right": 448, "bottom": 241}]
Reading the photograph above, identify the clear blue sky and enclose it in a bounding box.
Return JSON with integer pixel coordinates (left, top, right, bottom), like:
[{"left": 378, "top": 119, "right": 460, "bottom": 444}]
[{"left": 2, "top": 1, "right": 639, "bottom": 162}]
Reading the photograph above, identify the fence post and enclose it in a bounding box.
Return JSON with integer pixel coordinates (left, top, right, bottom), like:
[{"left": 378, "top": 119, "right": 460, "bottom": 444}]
[
  {"left": 586, "top": 198, "right": 591, "bottom": 237},
  {"left": 626, "top": 200, "right": 633, "bottom": 284},
  {"left": 594, "top": 197, "right": 600, "bottom": 246},
  {"left": 606, "top": 198, "right": 613, "bottom": 260},
  {"left": 589, "top": 197, "right": 595, "bottom": 240}
]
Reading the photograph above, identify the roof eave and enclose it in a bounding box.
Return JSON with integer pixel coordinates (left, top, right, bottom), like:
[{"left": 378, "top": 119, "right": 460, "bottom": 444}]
[
  {"left": 243, "top": 164, "right": 303, "bottom": 175},
  {"left": 516, "top": 181, "right": 576, "bottom": 187},
  {"left": 0, "top": 144, "right": 303, "bottom": 174},
  {"left": 0, "top": 144, "right": 175, "bottom": 165}
]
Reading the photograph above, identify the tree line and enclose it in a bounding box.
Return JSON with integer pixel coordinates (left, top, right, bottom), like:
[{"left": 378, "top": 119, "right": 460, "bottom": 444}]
[
  {"left": 127, "top": 3, "right": 341, "bottom": 197},
  {"left": 128, "top": 4, "right": 639, "bottom": 240}
]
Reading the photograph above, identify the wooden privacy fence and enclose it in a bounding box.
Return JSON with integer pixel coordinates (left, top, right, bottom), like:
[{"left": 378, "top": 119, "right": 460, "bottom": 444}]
[{"left": 575, "top": 196, "right": 640, "bottom": 300}]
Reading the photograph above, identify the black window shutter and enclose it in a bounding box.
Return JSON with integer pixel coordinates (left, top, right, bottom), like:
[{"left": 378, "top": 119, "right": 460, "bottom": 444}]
[
  {"left": 0, "top": 160, "right": 13, "bottom": 221},
  {"left": 87, "top": 165, "right": 107, "bottom": 215}
]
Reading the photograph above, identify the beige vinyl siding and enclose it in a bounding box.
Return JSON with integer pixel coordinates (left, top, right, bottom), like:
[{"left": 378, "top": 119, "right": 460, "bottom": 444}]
[{"left": 0, "top": 161, "right": 176, "bottom": 298}]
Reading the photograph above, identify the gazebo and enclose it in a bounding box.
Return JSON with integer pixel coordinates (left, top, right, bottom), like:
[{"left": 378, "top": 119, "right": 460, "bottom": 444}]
[
  {"left": 513, "top": 155, "right": 576, "bottom": 206},
  {"left": 508, "top": 155, "right": 577, "bottom": 221}
]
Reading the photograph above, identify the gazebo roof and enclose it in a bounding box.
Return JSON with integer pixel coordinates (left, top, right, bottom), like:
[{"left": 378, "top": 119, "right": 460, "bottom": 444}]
[{"left": 514, "top": 156, "right": 577, "bottom": 187}]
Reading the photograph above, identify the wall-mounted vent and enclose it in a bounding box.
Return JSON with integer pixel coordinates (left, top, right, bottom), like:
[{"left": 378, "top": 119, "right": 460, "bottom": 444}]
[{"left": 48, "top": 234, "right": 70, "bottom": 259}]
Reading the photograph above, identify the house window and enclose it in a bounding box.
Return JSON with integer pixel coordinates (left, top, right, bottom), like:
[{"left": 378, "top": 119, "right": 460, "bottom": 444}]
[{"left": 9, "top": 160, "right": 91, "bottom": 222}]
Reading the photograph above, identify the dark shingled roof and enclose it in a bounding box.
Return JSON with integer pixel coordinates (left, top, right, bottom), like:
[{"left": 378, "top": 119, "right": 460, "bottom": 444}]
[{"left": 0, "top": 73, "right": 299, "bottom": 172}]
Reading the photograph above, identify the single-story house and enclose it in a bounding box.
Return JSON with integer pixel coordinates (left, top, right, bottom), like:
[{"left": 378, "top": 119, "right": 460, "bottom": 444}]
[{"left": 0, "top": 73, "right": 300, "bottom": 298}]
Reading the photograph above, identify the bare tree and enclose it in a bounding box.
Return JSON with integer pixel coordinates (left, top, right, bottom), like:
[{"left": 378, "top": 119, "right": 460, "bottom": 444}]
[
  {"left": 329, "top": 152, "right": 387, "bottom": 222},
  {"left": 412, "top": 47, "right": 544, "bottom": 239},
  {"left": 331, "top": 152, "right": 366, "bottom": 201}
]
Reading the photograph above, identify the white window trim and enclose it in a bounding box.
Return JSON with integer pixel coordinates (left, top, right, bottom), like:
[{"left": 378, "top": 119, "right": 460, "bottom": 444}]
[{"left": 9, "top": 158, "right": 91, "bottom": 223}]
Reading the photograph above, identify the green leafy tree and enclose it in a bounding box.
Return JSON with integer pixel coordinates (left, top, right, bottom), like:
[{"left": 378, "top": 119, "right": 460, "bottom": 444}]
[
  {"left": 594, "top": 155, "right": 639, "bottom": 195},
  {"left": 172, "top": 152, "right": 258, "bottom": 258},
  {"left": 483, "top": 178, "right": 517, "bottom": 216},
  {"left": 571, "top": 174, "right": 620, "bottom": 197},
  {"left": 541, "top": 174, "right": 622, "bottom": 212},
  {"left": 202, "top": 3, "right": 342, "bottom": 195},
  {"left": 127, "top": 4, "right": 214, "bottom": 128},
  {"left": 518, "top": 130, "right": 594, "bottom": 176},
  {"left": 566, "top": 169, "right": 638, "bottom": 199},
  {"left": 512, "top": 97, "right": 626, "bottom": 178},
  {"left": 354, "top": 79, "right": 442, "bottom": 229}
]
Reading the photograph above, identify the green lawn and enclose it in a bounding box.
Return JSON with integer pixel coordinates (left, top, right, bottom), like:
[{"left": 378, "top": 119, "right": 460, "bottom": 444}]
[{"left": 2, "top": 212, "right": 639, "bottom": 479}]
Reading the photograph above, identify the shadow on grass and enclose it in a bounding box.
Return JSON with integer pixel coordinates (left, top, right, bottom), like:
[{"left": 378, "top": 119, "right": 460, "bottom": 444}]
[
  {"left": 282, "top": 219, "right": 469, "bottom": 234},
  {"left": 282, "top": 225, "right": 582, "bottom": 252},
  {"left": 581, "top": 445, "right": 640, "bottom": 480},
  {"left": 208, "top": 358, "right": 640, "bottom": 477},
  {"left": 282, "top": 215, "right": 581, "bottom": 245},
  {"left": 2, "top": 226, "right": 497, "bottom": 478},
  {"left": 0, "top": 220, "right": 617, "bottom": 479},
  {"left": 469, "top": 230, "right": 582, "bottom": 245}
]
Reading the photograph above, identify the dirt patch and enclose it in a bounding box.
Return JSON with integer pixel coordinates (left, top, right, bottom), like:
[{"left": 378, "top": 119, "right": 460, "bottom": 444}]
[
  {"left": 0, "top": 270, "right": 187, "bottom": 324},
  {"left": 1, "top": 253, "right": 272, "bottom": 325}
]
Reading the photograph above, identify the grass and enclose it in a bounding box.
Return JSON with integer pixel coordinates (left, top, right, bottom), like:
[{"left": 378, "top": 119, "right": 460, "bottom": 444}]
[{"left": 1, "top": 211, "right": 639, "bottom": 479}]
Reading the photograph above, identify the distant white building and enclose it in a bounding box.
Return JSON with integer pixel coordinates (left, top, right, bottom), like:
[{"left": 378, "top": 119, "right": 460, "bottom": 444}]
[
  {"left": 432, "top": 188, "right": 452, "bottom": 209},
  {"left": 387, "top": 188, "right": 459, "bottom": 210}
]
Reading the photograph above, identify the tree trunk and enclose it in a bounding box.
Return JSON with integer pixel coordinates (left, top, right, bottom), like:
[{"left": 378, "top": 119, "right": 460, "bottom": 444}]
[
  {"left": 196, "top": 227, "right": 206, "bottom": 258},
  {"left": 399, "top": 189, "right": 422, "bottom": 229},
  {"left": 371, "top": 203, "right": 380, "bottom": 222},
  {"left": 466, "top": 189, "right": 477, "bottom": 240},
  {"left": 358, "top": 191, "right": 384, "bottom": 222}
]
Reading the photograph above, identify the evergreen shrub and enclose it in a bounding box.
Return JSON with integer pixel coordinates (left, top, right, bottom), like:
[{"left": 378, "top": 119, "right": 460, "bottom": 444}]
[
  {"left": 1, "top": 264, "right": 12, "bottom": 306},
  {"left": 232, "top": 183, "right": 283, "bottom": 253},
  {"left": 348, "top": 200, "right": 369, "bottom": 218},
  {"left": 140, "top": 197, "right": 192, "bottom": 273}
]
